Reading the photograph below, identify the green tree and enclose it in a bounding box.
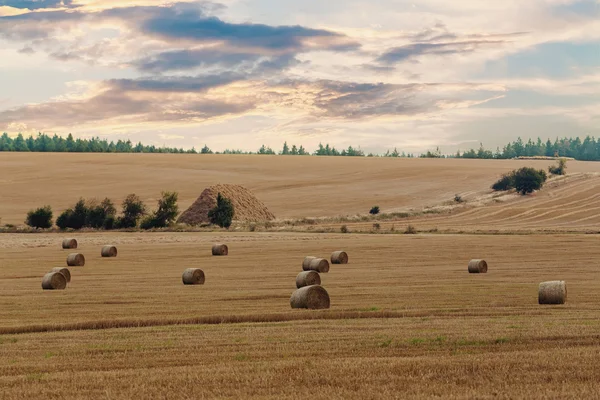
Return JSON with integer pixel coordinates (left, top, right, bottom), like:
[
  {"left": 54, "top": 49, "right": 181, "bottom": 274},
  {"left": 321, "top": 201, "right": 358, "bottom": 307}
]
[
  {"left": 208, "top": 193, "right": 235, "bottom": 228},
  {"left": 141, "top": 192, "right": 179, "bottom": 229},
  {"left": 513, "top": 167, "right": 547, "bottom": 195},
  {"left": 118, "top": 194, "right": 146, "bottom": 228},
  {"left": 25, "top": 206, "right": 53, "bottom": 229}
]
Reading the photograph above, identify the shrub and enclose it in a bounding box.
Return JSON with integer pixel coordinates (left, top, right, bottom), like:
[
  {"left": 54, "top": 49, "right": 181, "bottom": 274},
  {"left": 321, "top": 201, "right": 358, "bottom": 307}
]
[
  {"left": 340, "top": 225, "right": 349, "bottom": 233},
  {"left": 118, "top": 194, "right": 146, "bottom": 228},
  {"left": 25, "top": 206, "right": 53, "bottom": 229},
  {"left": 56, "top": 209, "right": 73, "bottom": 230},
  {"left": 369, "top": 206, "right": 380, "bottom": 215},
  {"left": 103, "top": 215, "right": 116, "bottom": 230},
  {"left": 86, "top": 198, "right": 115, "bottom": 229},
  {"left": 404, "top": 225, "right": 417, "bottom": 234},
  {"left": 549, "top": 158, "right": 567, "bottom": 176},
  {"left": 54, "top": 200, "right": 88, "bottom": 230},
  {"left": 454, "top": 194, "right": 464, "bottom": 203},
  {"left": 492, "top": 172, "right": 516, "bottom": 191},
  {"left": 373, "top": 223, "right": 381, "bottom": 231},
  {"left": 514, "top": 167, "right": 547, "bottom": 195},
  {"left": 208, "top": 193, "right": 235, "bottom": 228},
  {"left": 140, "top": 192, "right": 179, "bottom": 230},
  {"left": 70, "top": 199, "right": 89, "bottom": 229},
  {"left": 139, "top": 215, "right": 157, "bottom": 230}
]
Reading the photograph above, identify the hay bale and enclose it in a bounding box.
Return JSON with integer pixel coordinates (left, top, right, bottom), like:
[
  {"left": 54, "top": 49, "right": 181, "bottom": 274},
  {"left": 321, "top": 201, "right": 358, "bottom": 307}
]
[
  {"left": 182, "top": 268, "right": 206, "bottom": 285},
  {"left": 539, "top": 281, "right": 567, "bottom": 305},
  {"left": 66, "top": 253, "right": 85, "bottom": 267},
  {"left": 331, "top": 251, "right": 348, "bottom": 264},
  {"left": 51, "top": 267, "right": 71, "bottom": 283},
  {"left": 101, "top": 245, "right": 118, "bottom": 258},
  {"left": 468, "top": 259, "right": 487, "bottom": 273},
  {"left": 212, "top": 244, "right": 228, "bottom": 256},
  {"left": 302, "top": 256, "right": 317, "bottom": 270},
  {"left": 62, "top": 238, "right": 77, "bottom": 249},
  {"left": 290, "top": 285, "right": 330, "bottom": 309},
  {"left": 303, "top": 258, "right": 330, "bottom": 273},
  {"left": 42, "top": 272, "right": 67, "bottom": 290},
  {"left": 296, "top": 271, "right": 321, "bottom": 289}
]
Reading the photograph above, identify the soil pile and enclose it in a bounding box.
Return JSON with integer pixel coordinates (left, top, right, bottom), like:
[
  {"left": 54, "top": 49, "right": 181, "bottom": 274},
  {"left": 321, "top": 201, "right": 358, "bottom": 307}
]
[{"left": 177, "top": 184, "right": 275, "bottom": 226}]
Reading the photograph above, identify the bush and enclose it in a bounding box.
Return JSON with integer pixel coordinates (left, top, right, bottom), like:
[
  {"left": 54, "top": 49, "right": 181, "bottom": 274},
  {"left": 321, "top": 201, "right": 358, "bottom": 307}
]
[
  {"left": 56, "top": 209, "right": 73, "bottom": 230},
  {"left": 492, "top": 172, "right": 516, "bottom": 191},
  {"left": 208, "top": 193, "right": 235, "bottom": 228},
  {"left": 514, "top": 167, "right": 547, "bottom": 195},
  {"left": 454, "top": 194, "right": 464, "bottom": 203},
  {"left": 54, "top": 199, "right": 87, "bottom": 230},
  {"left": 139, "top": 215, "right": 157, "bottom": 230},
  {"left": 549, "top": 158, "right": 567, "bottom": 176},
  {"left": 103, "top": 215, "right": 116, "bottom": 230},
  {"left": 372, "top": 223, "right": 381, "bottom": 231},
  {"left": 25, "top": 206, "right": 53, "bottom": 229},
  {"left": 86, "top": 198, "right": 115, "bottom": 229},
  {"left": 118, "top": 194, "right": 146, "bottom": 228},
  {"left": 140, "top": 192, "right": 179, "bottom": 230},
  {"left": 369, "top": 206, "right": 380, "bottom": 215},
  {"left": 340, "top": 224, "right": 349, "bottom": 233}
]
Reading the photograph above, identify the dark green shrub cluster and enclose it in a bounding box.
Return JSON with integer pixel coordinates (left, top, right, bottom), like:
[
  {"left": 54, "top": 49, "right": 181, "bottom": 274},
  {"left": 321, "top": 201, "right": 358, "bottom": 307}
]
[
  {"left": 56, "top": 198, "right": 117, "bottom": 230},
  {"left": 208, "top": 193, "right": 234, "bottom": 229},
  {"left": 369, "top": 206, "right": 380, "bottom": 215},
  {"left": 25, "top": 206, "right": 53, "bottom": 229},
  {"left": 492, "top": 172, "right": 516, "bottom": 191},
  {"left": 492, "top": 168, "right": 547, "bottom": 195},
  {"left": 514, "top": 167, "right": 547, "bottom": 195}
]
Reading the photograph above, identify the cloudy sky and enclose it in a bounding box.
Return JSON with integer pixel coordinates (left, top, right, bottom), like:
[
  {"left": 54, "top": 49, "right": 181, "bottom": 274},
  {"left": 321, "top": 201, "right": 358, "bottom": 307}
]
[{"left": 0, "top": 0, "right": 598, "bottom": 153}]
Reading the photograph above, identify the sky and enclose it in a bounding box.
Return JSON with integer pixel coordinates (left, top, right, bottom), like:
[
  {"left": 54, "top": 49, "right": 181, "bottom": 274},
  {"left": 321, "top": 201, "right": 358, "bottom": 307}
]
[{"left": 0, "top": 0, "right": 598, "bottom": 154}]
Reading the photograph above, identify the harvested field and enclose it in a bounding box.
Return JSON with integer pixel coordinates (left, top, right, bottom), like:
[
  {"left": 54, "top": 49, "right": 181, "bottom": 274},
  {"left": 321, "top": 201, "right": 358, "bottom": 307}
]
[
  {"left": 2, "top": 232, "right": 600, "bottom": 398},
  {"left": 3, "top": 155, "right": 600, "bottom": 398},
  {"left": 3, "top": 153, "right": 600, "bottom": 226}
]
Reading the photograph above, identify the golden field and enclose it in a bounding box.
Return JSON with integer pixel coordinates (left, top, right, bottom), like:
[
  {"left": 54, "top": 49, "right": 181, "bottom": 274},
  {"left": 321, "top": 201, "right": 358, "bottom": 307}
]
[
  {"left": 2, "top": 152, "right": 600, "bottom": 226},
  {"left": 2, "top": 154, "right": 600, "bottom": 398}
]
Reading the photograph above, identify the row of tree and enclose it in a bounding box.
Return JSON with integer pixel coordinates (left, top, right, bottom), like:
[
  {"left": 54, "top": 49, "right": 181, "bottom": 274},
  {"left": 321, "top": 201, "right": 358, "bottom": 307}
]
[
  {"left": 458, "top": 137, "right": 600, "bottom": 161},
  {"left": 24, "top": 192, "right": 236, "bottom": 230},
  {"left": 5, "top": 132, "right": 600, "bottom": 161}
]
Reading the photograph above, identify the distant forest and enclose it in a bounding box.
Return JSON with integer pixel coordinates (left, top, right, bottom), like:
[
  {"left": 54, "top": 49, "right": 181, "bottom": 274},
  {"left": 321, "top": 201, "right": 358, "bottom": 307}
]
[{"left": 1, "top": 132, "right": 600, "bottom": 161}]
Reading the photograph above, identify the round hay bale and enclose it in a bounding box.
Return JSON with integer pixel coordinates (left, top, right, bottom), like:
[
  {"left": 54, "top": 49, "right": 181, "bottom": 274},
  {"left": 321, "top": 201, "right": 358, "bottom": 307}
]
[
  {"left": 304, "top": 258, "right": 330, "bottom": 273},
  {"left": 302, "top": 256, "right": 317, "bottom": 270},
  {"left": 331, "top": 251, "right": 348, "bottom": 264},
  {"left": 212, "top": 244, "right": 228, "bottom": 256},
  {"left": 468, "top": 259, "right": 487, "bottom": 273},
  {"left": 42, "top": 272, "right": 67, "bottom": 290},
  {"left": 62, "top": 238, "right": 77, "bottom": 249},
  {"left": 539, "top": 281, "right": 567, "bottom": 305},
  {"left": 66, "top": 253, "right": 85, "bottom": 267},
  {"left": 51, "top": 267, "right": 71, "bottom": 283},
  {"left": 101, "top": 245, "right": 118, "bottom": 258},
  {"left": 182, "top": 268, "right": 206, "bottom": 285},
  {"left": 290, "top": 285, "right": 330, "bottom": 309},
  {"left": 296, "top": 271, "right": 321, "bottom": 289}
]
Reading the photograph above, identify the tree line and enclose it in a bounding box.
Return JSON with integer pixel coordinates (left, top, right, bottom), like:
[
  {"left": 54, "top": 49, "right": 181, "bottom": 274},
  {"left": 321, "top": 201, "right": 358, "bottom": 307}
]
[
  {"left": 24, "top": 192, "right": 235, "bottom": 230},
  {"left": 458, "top": 137, "right": 600, "bottom": 161},
  {"left": 4, "top": 132, "right": 600, "bottom": 161}
]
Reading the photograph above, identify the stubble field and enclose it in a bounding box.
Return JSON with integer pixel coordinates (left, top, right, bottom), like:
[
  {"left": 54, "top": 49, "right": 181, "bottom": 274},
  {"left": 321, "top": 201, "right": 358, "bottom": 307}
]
[{"left": 2, "top": 154, "right": 600, "bottom": 398}]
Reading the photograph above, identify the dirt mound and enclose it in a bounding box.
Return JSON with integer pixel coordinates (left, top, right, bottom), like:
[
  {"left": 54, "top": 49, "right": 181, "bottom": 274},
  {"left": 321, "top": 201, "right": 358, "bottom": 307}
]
[{"left": 177, "top": 184, "right": 275, "bottom": 226}]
